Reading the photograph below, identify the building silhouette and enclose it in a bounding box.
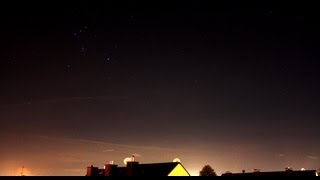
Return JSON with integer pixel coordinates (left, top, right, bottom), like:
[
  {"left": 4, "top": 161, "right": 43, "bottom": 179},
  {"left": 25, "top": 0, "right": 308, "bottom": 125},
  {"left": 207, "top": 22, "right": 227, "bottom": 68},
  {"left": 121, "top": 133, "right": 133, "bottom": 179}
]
[
  {"left": 86, "top": 161, "right": 190, "bottom": 176},
  {"left": 221, "top": 169, "right": 318, "bottom": 176}
]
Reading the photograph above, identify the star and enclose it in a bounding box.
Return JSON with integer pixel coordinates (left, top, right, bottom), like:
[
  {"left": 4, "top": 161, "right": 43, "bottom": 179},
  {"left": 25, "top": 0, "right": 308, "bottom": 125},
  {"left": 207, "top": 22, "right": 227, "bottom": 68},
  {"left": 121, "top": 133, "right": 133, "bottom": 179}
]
[{"left": 65, "top": 64, "right": 72, "bottom": 71}]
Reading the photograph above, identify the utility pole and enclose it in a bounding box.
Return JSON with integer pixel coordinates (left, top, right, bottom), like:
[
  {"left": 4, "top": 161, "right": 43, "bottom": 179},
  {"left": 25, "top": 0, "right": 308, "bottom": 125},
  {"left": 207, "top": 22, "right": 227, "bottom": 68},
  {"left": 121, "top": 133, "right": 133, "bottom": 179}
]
[{"left": 20, "top": 166, "right": 25, "bottom": 176}]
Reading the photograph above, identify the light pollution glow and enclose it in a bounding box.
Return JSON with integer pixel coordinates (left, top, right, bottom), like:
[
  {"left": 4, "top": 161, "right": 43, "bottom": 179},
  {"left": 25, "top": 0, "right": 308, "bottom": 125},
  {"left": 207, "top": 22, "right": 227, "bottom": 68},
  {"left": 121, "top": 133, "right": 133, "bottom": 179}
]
[{"left": 1, "top": 133, "right": 319, "bottom": 176}]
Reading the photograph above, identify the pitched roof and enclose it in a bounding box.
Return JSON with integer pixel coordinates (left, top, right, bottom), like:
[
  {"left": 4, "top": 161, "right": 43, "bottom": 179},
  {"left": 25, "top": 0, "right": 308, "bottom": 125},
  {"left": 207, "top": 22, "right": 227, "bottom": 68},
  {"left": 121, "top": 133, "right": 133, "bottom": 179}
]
[
  {"left": 87, "top": 161, "right": 191, "bottom": 176},
  {"left": 116, "top": 162, "right": 182, "bottom": 176},
  {"left": 138, "top": 162, "right": 181, "bottom": 176}
]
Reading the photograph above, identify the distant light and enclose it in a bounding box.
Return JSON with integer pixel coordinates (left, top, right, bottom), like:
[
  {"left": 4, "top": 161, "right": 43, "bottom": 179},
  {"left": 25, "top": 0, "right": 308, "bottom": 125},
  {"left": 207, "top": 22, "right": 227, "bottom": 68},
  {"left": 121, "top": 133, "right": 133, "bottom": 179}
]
[
  {"left": 173, "top": 158, "right": 181, "bottom": 163},
  {"left": 186, "top": 169, "right": 199, "bottom": 176},
  {"left": 123, "top": 157, "right": 133, "bottom": 165},
  {"left": 301, "top": 168, "right": 305, "bottom": 171}
]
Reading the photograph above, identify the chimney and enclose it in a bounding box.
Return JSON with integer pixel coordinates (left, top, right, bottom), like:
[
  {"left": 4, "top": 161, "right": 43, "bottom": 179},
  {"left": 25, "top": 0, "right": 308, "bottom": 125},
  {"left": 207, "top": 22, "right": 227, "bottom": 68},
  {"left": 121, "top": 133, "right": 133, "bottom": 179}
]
[
  {"left": 86, "top": 165, "right": 99, "bottom": 176},
  {"left": 104, "top": 163, "right": 118, "bottom": 176},
  {"left": 285, "top": 167, "right": 293, "bottom": 176},
  {"left": 285, "top": 167, "right": 292, "bottom": 171},
  {"left": 126, "top": 161, "right": 139, "bottom": 176}
]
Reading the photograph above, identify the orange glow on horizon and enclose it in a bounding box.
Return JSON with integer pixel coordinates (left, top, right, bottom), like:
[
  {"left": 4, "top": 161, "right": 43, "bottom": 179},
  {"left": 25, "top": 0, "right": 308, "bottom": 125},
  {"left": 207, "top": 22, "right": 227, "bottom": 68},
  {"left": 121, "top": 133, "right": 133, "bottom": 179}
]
[
  {"left": 16, "top": 166, "right": 32, "bottom": 176},
  {"left": 188, "top": 169, "right": 200, "bottom": 176}
]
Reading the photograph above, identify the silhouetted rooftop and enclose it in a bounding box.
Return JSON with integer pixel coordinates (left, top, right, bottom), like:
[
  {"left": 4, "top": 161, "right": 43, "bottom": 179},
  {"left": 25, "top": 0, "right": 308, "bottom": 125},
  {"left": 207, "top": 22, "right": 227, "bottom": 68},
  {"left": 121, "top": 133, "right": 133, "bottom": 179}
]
[
  {"left": 87, "top": 162, "right": 190, "bottom": 176},
  {"left": 116, "top": 162, "right": 181, "bottom": 176},
  {"left": 222, "top": 170, "right": 318, "bottom": 176}
]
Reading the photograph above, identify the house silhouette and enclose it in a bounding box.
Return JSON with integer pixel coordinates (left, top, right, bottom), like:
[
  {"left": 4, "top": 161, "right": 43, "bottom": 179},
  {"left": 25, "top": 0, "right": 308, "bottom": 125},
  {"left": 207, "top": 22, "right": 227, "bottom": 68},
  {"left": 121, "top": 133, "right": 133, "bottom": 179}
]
[{"left": 86, "top": 161, "right": 190, "bottom": 176}]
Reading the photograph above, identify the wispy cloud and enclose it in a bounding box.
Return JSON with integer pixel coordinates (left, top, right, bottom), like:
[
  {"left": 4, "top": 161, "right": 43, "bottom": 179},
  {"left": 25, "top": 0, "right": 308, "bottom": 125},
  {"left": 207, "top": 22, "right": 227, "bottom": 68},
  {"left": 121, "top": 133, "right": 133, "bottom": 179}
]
[
  {"left": 278, "top": 154, "right": 285, "bottom": 157},
  {"left": 38, "top": 135, "right": 177, "bottom": 152},
  {"left": 0, "top": 132, "right": 178, "bottom": 152},
  {"left": 62, "top": 158, "right": 91, "bottom": 163},
  {"left": 102, "top": 149, "right": 115, "bottom": 153},
  {"left": 63, "top": 169, "right": 85, "bottom": 172},
  {"left": 132, "top": 153, "right": 142, "bottom": 157},
  {"left": 307, "top": 155, "right": 318, "bottom": 160}
]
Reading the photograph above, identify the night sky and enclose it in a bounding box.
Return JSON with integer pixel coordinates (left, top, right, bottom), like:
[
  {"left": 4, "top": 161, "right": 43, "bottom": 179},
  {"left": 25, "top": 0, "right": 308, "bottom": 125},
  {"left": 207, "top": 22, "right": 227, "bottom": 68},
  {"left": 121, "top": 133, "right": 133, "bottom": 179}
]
[{"left": 1, "top": 2, "right": 320, "bottom": 176}]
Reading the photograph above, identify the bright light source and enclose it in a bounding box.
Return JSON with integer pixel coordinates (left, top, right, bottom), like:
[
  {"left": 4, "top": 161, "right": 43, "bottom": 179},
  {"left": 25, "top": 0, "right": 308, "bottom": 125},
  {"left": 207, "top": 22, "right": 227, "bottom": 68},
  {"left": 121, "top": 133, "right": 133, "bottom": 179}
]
[{"left": 173, "top": 158, "right": 181, "bottom": 163}]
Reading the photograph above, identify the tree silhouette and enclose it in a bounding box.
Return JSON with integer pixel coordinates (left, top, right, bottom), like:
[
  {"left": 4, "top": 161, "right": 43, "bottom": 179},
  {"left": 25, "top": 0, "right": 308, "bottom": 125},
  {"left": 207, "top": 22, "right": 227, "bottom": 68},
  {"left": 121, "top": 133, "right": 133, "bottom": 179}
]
[{"left": 199, "top": 165, "right": 217, "bottom": 176}]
